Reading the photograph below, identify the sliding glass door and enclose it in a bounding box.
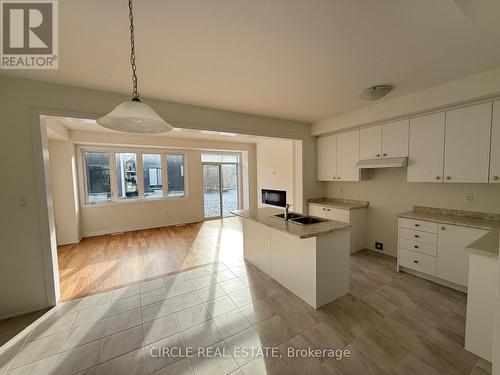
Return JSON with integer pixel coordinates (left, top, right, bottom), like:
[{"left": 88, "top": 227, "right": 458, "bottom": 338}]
[{"left": 203, "top": 162, "right": 239, "bottom": 219}]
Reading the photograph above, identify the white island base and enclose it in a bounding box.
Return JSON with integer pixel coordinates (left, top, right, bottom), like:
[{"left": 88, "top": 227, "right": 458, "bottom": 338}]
[{"left": 242, "top": 218, "right": 350, "bottom": 309}]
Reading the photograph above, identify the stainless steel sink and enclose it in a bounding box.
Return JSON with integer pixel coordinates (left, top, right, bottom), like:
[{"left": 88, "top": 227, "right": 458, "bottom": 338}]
[
  {"left": 273, "top": 212, "right": 303, "bottom": 220},
  {"left": 289, "top": 216, "right": 328, "bottom": 225}
]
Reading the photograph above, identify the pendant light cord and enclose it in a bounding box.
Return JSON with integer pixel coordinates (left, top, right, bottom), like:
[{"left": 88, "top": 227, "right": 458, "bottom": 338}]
[{"left": 128, "top": 0, "right": 139, "bottom": 101}]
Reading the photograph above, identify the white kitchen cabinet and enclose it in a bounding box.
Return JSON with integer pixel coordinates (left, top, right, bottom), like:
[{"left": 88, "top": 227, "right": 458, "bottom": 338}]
[
  {"left": 336, "top": 130, "right": 360, "bottom": 181},
  {"left": 308, "top": 203, "right": 366, "bottom": 254},
  {"left": 490, "top": 100, "right": 500, "bottom": 183},
  {"left": 407, "top": 112, "right": 445, "bottom": 182},
  {"left": 443, "top": 103, "right": 492, "bottom": 183},
  {"left": 382, "top": 120, "right": 409, "bottom": 158},
  {"left": 317, "top": 135, "right": 336, "bottom": 181},
  {"left": 359, "top": 125, "right": 382, "bottom": 160},
  {"left": 398, "top": 218, "right": 487, "bottom": 290},
  {"left": 436, "top": 224, "right": 488, "bottom": 287}
]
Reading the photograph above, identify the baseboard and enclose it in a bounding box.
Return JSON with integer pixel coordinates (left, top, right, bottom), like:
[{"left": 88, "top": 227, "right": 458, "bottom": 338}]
[
  {"left": 364, "top": 246, "right": 397, "bottom": 258},
  {"left": 0, "top": 300, "right": 50, "bottom": 320},
  {"left": 81, "top": 219, "right": 202, "bottom": 238}
]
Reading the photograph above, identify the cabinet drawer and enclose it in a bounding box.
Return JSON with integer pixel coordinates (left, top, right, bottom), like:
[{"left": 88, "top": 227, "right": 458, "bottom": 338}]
[
  {"left": 399, "top": 228, "right": 437, "bottom": 245},
  {"left": 399, "top": 238, "right": 437, "bottom": 256},
  {"left": 399, "top": 248, "right": 436, "bottom": 276},
  {"left": 399, "top": 218, "right": 437, "bottom": 233}
]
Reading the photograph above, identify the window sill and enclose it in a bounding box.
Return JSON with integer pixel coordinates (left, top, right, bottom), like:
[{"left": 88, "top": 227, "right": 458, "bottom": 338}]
[{"left": 82, "top": 195, "right": 188, "bottom": 208}]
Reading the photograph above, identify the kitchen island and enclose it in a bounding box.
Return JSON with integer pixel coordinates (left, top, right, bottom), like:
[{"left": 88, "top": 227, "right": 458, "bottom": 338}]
[{"left": 231, "top": 207, "right": 352, "bottom": 308}]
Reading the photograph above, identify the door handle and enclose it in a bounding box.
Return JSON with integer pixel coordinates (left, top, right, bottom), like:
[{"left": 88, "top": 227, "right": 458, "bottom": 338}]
[{"left": 413, "top": 260, "right": 419, "bottom": 264}]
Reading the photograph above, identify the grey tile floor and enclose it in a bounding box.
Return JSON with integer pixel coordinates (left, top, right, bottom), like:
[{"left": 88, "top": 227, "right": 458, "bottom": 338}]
[{"left": 0, "top": 251, "right": 492, "bottom": 375}]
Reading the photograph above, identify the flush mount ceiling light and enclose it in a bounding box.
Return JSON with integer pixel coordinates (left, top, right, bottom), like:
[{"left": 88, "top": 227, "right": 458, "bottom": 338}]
[
  {"left": 358, "top": 85, "right": 393, "bottom": 101},
  {"left": 97, "top": 0, "right": 172, "bottom": 134}
]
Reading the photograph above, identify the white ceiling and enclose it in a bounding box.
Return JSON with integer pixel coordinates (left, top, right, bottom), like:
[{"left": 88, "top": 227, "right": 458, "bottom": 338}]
[
  {"left": 45, "top": 116, "right": 267, "bottom": 143},
  {"left": 5, "top": 0, "right": 500, "bottom": 122}
]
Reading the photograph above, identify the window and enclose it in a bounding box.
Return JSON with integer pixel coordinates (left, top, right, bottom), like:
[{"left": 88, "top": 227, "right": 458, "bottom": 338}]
[
  {"left": 166, "top": 154, "right": 185, "bottom": 197},
  {"left": 142, "top": 154, "right": 163, "bottom": 199},
  {"left": 115, "top": 153, "right": 138, "bottom": 199},
  {"left": 201, "top": 153, "right": 239, "bottom": 163},
  {"left": 84, "top": 152, "right": 111, "bottom": 203}
]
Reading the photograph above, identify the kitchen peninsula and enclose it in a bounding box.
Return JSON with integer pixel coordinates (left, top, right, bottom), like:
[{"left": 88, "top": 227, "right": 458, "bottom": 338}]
[{"left": 232, "top": 207, "right": 352, "bottom": 308}]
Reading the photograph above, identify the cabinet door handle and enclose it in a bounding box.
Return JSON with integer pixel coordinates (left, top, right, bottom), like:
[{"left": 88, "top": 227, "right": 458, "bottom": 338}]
[
  {"left": 337, "top": 176, "right": 341, "bottom": 179},
  {"left": 332, "top": 177, "right": 336, "bottom": 180},
  {"left": 435, "top": 176, "right": 441, "bottom": 180},
  {"left": 414, "top": 245, "right": 419, "bottom": 249},
  {"left": 441, "top": 226, "right": 446, "bottom": 230},
  {"left": 383, "top": 153, "right": 387, "bottom": 157},
  {"left": 414, "top": 235, "right": 419, "bottom": 238},
  {"left": 376, "top": 154, "right": 380, "bottom": 157},
  {"left": 446, "top": 176, "right": 451, "bottom": 180},
  {"left": 493, "top": 176, "right": 499, "bottom": 180},
  {"left": 414, "top": 224, "right": 420, "bottom": 227},
  {"left": 413, "top": 260, "right": 419, "bottom": 264}
]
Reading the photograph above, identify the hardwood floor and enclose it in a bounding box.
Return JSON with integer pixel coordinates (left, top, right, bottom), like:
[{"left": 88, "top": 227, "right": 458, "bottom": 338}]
[{"left": 57, "top": 218, "right": 244, "bottom": 300}]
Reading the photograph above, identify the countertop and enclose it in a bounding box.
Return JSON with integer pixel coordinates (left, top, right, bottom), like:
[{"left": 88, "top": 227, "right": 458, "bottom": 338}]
[
  {"left": 466, "top": 230, "right": 500, "bottom": 259},
  {"left": 397, "top": 206, "right": 500, "bottom": 258},
  {"left": 231, "top": 207, "right": 352, "bottom": 239},
  {"left": 307, "top": 197, "right": 369, "bottom": 210}
]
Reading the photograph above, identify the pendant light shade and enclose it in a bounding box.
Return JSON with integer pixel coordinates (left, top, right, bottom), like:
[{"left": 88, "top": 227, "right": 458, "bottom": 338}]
[
  {"left": 97, "top": 0, "right": 172, "bottom": 134},
  {"left": 97, "top": 99, "right": 172, "bottom": 134}
]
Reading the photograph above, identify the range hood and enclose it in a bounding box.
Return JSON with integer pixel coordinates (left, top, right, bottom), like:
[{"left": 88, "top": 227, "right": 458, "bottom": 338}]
[{"left": 356, "top": 157, "right": 407, "bottom": 169}]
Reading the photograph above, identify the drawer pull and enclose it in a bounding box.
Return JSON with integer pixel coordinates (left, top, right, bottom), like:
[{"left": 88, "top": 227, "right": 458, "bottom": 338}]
[
  {"left": 441, "top": 226, "right": 446, "bottom": 230},
  {"left": 414, "top": 224, "right": 420, "bottom": 227},
  {"left": 414, "top": 245, "right": 419, "bottom": 249},
  {"left": 414, "top": 235, "right": 419, "bottom": 238},
  {"left": 413, "top": 260, "right": 419, "bottom": 264}
]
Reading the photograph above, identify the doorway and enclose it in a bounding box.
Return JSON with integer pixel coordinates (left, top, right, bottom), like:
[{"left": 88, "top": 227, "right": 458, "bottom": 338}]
[{"left": 203, "top": 157, "right": 240, "bottom": 219}]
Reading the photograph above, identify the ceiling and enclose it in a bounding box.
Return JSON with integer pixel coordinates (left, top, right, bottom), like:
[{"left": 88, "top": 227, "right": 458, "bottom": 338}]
[
  {"left": 4, "top": 0, "right": 500, "bottom": 122},
  {"left": 45, "top": 116, "right": 267, "bottom": 144}
]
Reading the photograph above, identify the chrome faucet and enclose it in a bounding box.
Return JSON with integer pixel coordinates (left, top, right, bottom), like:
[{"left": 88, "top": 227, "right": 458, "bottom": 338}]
[{"left": 284, "top": 203, "right": 293, "bottom": 221}]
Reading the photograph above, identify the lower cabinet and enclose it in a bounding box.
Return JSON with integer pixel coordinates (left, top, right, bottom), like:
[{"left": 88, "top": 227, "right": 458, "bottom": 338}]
[
  {"left": 397, "top": 218, "right": 487, "bottom": 289},
  {"left": 436, "top": 224, "right": 488, "bottom": 287},
  {"left": 308, "top": 204, "right": 366, "bottom": 254}
]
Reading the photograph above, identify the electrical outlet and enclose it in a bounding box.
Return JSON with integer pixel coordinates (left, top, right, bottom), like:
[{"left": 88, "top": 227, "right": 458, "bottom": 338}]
[
  {"left": 375, "top": 242, "right": 383, "bottom": 251},
  {"left": 466, "top": 192, "right": 474, "bottom": 204}
]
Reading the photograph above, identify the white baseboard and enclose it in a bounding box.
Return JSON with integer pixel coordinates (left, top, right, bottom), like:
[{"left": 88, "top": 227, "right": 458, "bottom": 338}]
[
  {"left": 0, "top": 300, "right": 51, "bottom": 320},
  {"left": 81, "top": 219, "right": 202, "bottom": 238}
]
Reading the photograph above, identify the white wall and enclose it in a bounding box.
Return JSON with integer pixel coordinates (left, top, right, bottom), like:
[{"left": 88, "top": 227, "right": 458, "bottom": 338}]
[
  {"left": 256, "top": 138, "right": 295, "bottom": 209},
  {"left": 313, "top": 67, "right": 500, "bottom": 135},
  {"left": 48, "top": 141, "right": 80, "bottom": 245},
  {"left": 325, "top": 168, "right": 500, "bottom": 256},
  {"left": 0, "top": 75, "right": 321, "bottom": 318}
]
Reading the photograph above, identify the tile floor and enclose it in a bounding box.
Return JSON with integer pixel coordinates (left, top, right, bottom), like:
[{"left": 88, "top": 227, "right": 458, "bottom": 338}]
[{"left": 0, "top": 250, "right": 492, "bottom": 375}]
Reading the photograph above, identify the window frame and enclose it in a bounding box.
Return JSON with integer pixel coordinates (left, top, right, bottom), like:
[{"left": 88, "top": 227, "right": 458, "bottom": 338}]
[{"left": 77, "top": 145, "right": 188, "bottom": 207}]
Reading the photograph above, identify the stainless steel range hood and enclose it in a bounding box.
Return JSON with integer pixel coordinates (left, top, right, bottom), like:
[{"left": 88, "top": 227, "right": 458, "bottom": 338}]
[{"left": 356, "top": 157, "right": 408, "bottom": 169}]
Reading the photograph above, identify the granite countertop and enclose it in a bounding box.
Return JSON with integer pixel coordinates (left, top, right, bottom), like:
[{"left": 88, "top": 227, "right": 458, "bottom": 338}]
[
  {"left": 466, "top": 230, "right": 500, "bottom": 258},
  {"left": 397, "top": 206, "right": 500, "bottom": 258},
  {"left": 231, "top": 207, "right": 352, "bottom": 239},
  {"left": 307, "top": 197, "right": 369, "bottom": 210}
]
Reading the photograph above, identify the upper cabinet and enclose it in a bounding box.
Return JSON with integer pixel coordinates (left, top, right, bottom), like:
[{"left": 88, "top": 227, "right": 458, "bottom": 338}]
[
  {"left": 490, "top": 100, "right": 500, "bottom": 183},
  {"left": 317, "top": 101, "right": 497, "bottom": 184},
  {"left": 408, "top": 113, "right": 445, "bottom": 182},
  {"left": 359, "top": 120, "right": 409, "bottom": 160},
  {"left": 336, "top": 130, "right": 360, "bottom": 181},
  {"left": 382, "top": 120, "right": 409, "bottom": 158},
  {"left": 443, "top": 102, "right": 492, "bottom": 183},
  {"left": 317, "top": 134, "right": 336, "bottom": 181},
  {"left": 359, "top": 125, "right": 382, "bottom": 160}
]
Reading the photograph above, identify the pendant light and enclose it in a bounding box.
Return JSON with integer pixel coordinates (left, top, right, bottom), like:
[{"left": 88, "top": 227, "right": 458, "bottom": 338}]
[{"left": 97, "top": 0, "right": 172, "bottom": 133}]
